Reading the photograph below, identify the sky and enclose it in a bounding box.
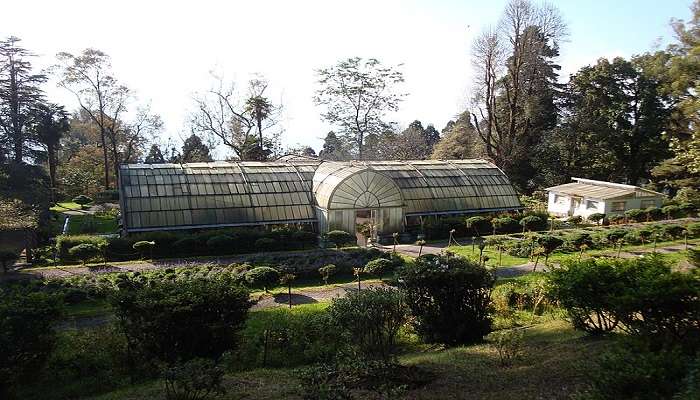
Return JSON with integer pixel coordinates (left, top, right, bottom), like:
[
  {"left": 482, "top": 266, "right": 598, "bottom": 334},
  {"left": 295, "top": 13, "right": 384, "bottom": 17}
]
[{"left": 1, "top": 0, "right": 694, "bottom": 157}]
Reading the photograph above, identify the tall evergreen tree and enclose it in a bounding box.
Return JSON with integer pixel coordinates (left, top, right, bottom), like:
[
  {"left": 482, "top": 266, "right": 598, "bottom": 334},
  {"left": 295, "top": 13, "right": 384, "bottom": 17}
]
[
  {"left": 34, "top": 103, "right": 69, "bottom": 192},
  {"left": 318, "top": 131, "right": 350, "bottom": 160},
  {"left": 144, "top": 144, "right": 166, "bottom": 164},
  {"left": 179, "top": 134, "right": 212, "bottom": 163},
  {"left": 0, "top": 36, "right": 47, "bottom": 163}
]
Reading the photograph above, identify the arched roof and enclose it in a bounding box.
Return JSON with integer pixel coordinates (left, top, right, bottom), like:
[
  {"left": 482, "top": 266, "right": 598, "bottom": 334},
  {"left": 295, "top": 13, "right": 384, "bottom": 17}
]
[{"left": 312, "top": 163, "right": 403, "bottom": 210}]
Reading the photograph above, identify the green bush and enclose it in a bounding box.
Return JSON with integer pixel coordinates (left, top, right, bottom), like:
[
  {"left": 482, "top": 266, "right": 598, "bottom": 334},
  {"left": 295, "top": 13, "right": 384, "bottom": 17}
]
[
  {"left": 396, "top": 254, "right": 494, "bottom": 346},
  {"left": 0, "top": 251, "right": 18, "bottom": 272},
  {"left": 244, "top": 267, "right": 280, "bottom": 292},
  {"left": 687, "top": 223, "right": 700, "bottom": 238},
  {"left": 68, "top": 243, "right": 102, "bottom": 265},
  {"left": 364, "top": 258, "right": 394, "bottom": 276},
  {"left": 72, "top": 194, "right": 93, "bottom": 206},
  {"left": 690, "top": 249, "right": 700, "bottom": 267},
  {"left": 0, "top": 288, "right": 63, "bottom": 398},
  {"left": 580, "top": 340, "right": 689, "bottom": 400},
  {"left": 536, "top": 235, "right": 564, "bottom": 263},
  {"left": 325, "top": 230, "right": 355, "bottom": 248},
  {"left": 624, "top": 208, "right": 645, "bottom": 222},
  {"left": 662, "top": 224, "right": 686, "bottom": 239},
  {"left": 587, "top": 213, "right": 605, "bottom": 225},
  {"left": 519, "top": 215, "right": 542, "bottom": 232},
  {"left": 132, "top": 241, "right": 155, "bottom": 259},
  {"left": 57, "top": 235, "right": 108, "bottom": 262},
  {"left": 608, "top": 214, "right": 624, "bottom": 224},
  {"left": 254, "top": 237, "right": 277, "bottom": 251},
  {"left": 465, "top": 216, "right": 491, "bottom": 237},
  {"left": 568, "top": 215, "right": 583, "bottom": 225},
  {"left": 328, "top": 288, "right": 409, "bottom": 361},
  {"left": 163, "top": 358, "right": 225, "bottom": 400},
  {"left": 171, "top": 237, "right": 201, "bottom": 256},
  {"left": 491, "top": 216, "right": 520, "bottom": 234},
  {"left": 110, "top": 275, "right": 252, "bottom": 364},
  {"left": 645, "top": 206, "right": 663, "bottom": 221},
  {"left": 662, "top": 205, "right": 681, "bottom": 219},
  {"left": 319, "top": 264, "right": 338, "bottom": 285},
  {"left": 206, "top": 235, "right": 235, "bottom": 254}
]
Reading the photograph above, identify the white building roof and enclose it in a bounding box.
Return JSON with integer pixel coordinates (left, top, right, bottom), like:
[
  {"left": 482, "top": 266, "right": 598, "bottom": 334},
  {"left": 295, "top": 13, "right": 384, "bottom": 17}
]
[{"left": 546, "top": 178, "right": 663, "bottom": 200}]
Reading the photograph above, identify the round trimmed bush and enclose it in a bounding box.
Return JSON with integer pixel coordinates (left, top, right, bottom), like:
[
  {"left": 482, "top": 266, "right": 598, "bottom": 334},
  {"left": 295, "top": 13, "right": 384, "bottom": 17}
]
[
  {"left": 318, "top": 264, "right": 338, "bottom": 285},
  {"left": 244, "top": 267, "right": 280, "bottom": 292},
  {"left": 254, "top": 237, "right": 277, "bottom": 251},
  {"left": 325, "top": 230, "right": 355, "bottom": 248},
  {"left": 132, "top": 241, "right": 155, "bottom": 259},
  {"left": 72, "top": 194, "right": 93, "bottom": 206},
  {"left": 519, "top": 216, "right": 543, "bottom": 232},
  {"left": 68, "top": 243, "right": 101, "bottom": 265},
  {"left": 624, "top": 208, "right": 645, "bottom": 222},
  {"left": 465, "top": 216, "right": 491, "bottom": 237},
  {"left": 588, "top": 213, "right": 605, "bottom": 225},
  {"left": 206, "top": 235, "right": 235, "bottom": 254},
  {"left": 491, "top": 216, "right": 519, "bottom": 234},
  {"left": 363, "top": 258, "right": 394, "bottom": 276}
]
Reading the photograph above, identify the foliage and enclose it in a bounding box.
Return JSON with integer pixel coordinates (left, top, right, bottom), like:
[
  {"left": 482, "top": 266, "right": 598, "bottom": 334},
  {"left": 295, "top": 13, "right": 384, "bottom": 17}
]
[
  {"left": 465, "top": 216, "right": 491, "bottom": 237},
  {"left": 162, "top": 358, "right": 225, "bottom": 400},
  {"left": 72, "top": 194, "right": 93, "bottom": 206},
  {"left": 68, "top": 243, "right": 102, "bottom": 264},
  {"left": 328, "top": 288, "right": 409, "bottom": 361},
  {"left": 0, "top": 288, "right": 63, "bottom": 399},
  {"left": 568, "top": 215, "right": 583, "bottom": 225},
  {"left": 0, "top": 250, "right": 18, "bottom": 272},
  {"left": 324, "top": 230, "right": 355, "bottom": 248},
  {"left": 254, "top": 237, "right": 277, "bottom": 250},
  {"left": 56, "top": 235, "right": 108, "bottom": 262},
  {"left": 363, "top": 258, "right": 394, "bottom": 276},
  {"left": 244, "top": 267, "right": 280, "bottom": 291},
  {"left": 396, "top": 254, "right": 494, "bottom": 346},
  {"left": 206, "top": 235, "right": 235, "bottom": 254},
  {"left": 318, "top": 264, "right": 338, "bottom": 285},
  {"left": 587, "top": 213, "right": 605, "bottom": 225},
  {"left": 110, "top": 275, "right": 252, "bottom": 364},
  {"left": 536, "top": 235, "right": 564, "bottom": 261},
  {"left": 624, "top": 208, "right": 645, "bottom": 222},
  {"left": 488, "top": 329, "right": 525, "bottom": 368},
  {"left": 662, "top": 204, "right": 680, "bottom": 219},
  {"left": 579, "top": 340, "right": 689, "bottom": 400},
  {"left": 132, "top": 241, "right": 155, "bottom": 258},
  {"left": 491, "top": 216, "right": 519, "bottom": 234},
  {"left": 0, "top": 198, "right": 39, "bottom": 230},
  {"left": 519, "top": 215, "right": 542, "bottom": 232},
  {"left": 689, "top": 249, "right": 700, "bottom": 267}
]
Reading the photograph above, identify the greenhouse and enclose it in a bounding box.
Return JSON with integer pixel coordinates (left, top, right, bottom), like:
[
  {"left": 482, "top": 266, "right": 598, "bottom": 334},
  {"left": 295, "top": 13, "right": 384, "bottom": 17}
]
[{"left": 118, "top": 158, "right": 522, "bottom": 238}]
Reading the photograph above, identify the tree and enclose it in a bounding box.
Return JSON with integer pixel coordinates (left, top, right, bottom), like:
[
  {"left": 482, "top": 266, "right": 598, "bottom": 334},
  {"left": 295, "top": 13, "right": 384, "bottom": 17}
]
[
  {"left": 314, "top": 57, "right": 405, "bottom": 160},
  {"left": 431, "top": 112, "right": 484, "bottom": 159},
  {"left": 469, "top": 0, "right": 566, "bottom": 191},
  {"left": 192, "top": 74, "right": 281, "bottom": 160},
  {"left": 318, "top": 131, "right": 351, "bottom": 160},
  {"left": 465, "top": 216, "right": 491, "bottom": 237},
  {"left": 33, "top": 103, "right": 69, "bottom": 194},
  {"left": 178, "top": 134, "right": 212, "bottom": 163},
  {"left": 144, "top": 144, "right": 165, "bottom": 163},
  {"left": 557, "top": 55, "right": 672, "bottom": 184},
  {"left": 0, "top": 36, "right": 47, "bottom": 164},
  {"left": 380, "top": 120, "right": 433, "bottom": 160},
  {"left": 55, "top": 49, "right": 129, "bottom": 190},
  {"left": 319, "top": 264, "right": 337, "bottom": 285}
]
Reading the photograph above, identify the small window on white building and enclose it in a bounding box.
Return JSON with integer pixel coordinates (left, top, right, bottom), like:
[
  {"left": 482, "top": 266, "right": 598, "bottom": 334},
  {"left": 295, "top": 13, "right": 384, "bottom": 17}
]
[
  {"left": 586, "top": 200, "right": 599, "bottom": 209},
  {"left": 611, "top": 201, "right": 626, "bottom": 212},
  {"left": 554, "top": 194, "right": 567, "bottom": 205},
  {"left": 640, "top": 199, "right": 656, "bottom": 208}
]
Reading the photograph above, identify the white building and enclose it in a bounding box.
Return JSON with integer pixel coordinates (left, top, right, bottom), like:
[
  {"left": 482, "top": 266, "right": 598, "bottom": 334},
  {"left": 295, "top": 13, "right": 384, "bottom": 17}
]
[{"left": 546, "top": 178, "right": 665, "bottom": 219}]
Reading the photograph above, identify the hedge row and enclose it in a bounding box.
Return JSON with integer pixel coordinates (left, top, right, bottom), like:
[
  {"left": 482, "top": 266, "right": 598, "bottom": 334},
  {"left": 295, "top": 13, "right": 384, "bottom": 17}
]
[
  {"left": 56, "top": 227, "right": 317, "bottom": 263},
  {"left": 422, "top": 211, "right": 550, "bottom": 240}
]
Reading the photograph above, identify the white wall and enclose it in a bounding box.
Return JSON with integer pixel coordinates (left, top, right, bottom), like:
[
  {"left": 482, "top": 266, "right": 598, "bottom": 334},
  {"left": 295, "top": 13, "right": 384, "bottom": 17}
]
[{"left": 547, "top": 192, "right": 605, "bottom": 218}]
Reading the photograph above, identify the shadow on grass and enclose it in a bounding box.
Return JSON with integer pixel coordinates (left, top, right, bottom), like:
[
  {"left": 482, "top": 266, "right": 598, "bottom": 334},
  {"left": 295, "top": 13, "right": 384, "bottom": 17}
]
[{"left": 272, "top": 293, "right": 318, "bottom": 306}]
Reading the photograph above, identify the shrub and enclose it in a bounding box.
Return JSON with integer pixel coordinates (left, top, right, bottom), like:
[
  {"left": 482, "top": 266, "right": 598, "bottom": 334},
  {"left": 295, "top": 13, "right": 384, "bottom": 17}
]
[
  {"left": 662, "top": 204, "right": 680, "bottom": 219},
  {"left": 548, "top": 258, "right": 624, "bottom": 333},
  {"left": 172, "top": 237, "right": 201, "bottom": 256},
  {"left": 396, "top": 254, "right": 494, "bottom": 346},
  {"left": 608, "top": 214, "right": 624, "bottom": 224},
  {"left": 689, "top": 249, "right": 700, "bottom": 267},
  {"left": 488, "top": 329, "right": 525, "bottom": 368},
  {"left": 603, "top": 228, "right": 627, "bottom": 245},
  {"left": 679, "top": 202, "right": 697, "bottom": 217},
  {"left": 687, "top": 223, "right": 700, "bottom": 238},
  {"left": 645, "top": 206, "right": 663, "bottom": 221},
  {"left": 72, "top": 194, "right": 93, "bottom": 206},
  {"left": 328, "top": 288, "right": 409, "bottom": 360},
  {"left": 580, "top": 340, "right": 689, "bottom": 400},
  {"left": 662, "top": 224, "right": 686, "bottom": 239},
  {"left": 536, "top": 235, "right": 564, "bottom": 264},
  {"left": 568, "top": 215, "right": 583, "bottom": 225},
  {"left": 587, "top": 213, "right": 605, "bottom": 225},
  {"left": 491, "top": 216, "right": 519, "bottom": 234},
  {"left": 111, "top": 275, "right": 252, "bottom": 364},
  {"left": 56, "top": 235, "right": 108, "bottom": 262},
  {"left": 163, "top": 358, "right": 225, "bottom": 400},
  {"left": 624, "top": 208, "right": 645, "bottom": 222},
  {"left": 0, "top": 289, "right": 63, "bottom": 398},
  {"left": 206, "top": 235, "right": 235, "bottom": 254},
  {"left": 364, "top": 258, "right": 394, "bottom": 276},
  {"left": 319, "top": 264, "right": 338, "bottom": 285},
  {"left": 244, "top": 267, "right": 280, "bottom": 292},
  {"left": 132, "top": 241, "right": 155, "bottom": 259},
  {"left": 68, "top": 243, "right": 101, "bottom": 265},
  {"left": 465, "top": 216, "right": 491, "bottom": 237},
  {"left": 0, "top": 251, "right": 18, "bottom": 272},
  {"left": 519, "top": 215, "right": 542, "bottom": 233},
  {"left": 254, "top": 237, "right": 277, "bottom": 251},
  {"left": 325, "top": 230, "right": 355, "bottom": 248}
]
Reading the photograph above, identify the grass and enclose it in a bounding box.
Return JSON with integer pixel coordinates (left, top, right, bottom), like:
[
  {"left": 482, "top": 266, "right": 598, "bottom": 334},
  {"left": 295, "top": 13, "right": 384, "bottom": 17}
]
[
  {"left": 85, "top": 318, "right": 611, "bottom": 400},
  {"left": 66, "top": 213, "right": 119, "bottom": 235},
  {"left": 50, "top": 201, "right": 84, "bottom": 212},
  {"left": 64, "top": 298, "right": 112, "bottom": 318}
]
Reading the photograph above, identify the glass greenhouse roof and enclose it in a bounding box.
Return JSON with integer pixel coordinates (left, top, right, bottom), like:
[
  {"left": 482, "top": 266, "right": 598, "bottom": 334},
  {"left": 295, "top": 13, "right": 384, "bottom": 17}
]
[{"left": 119, "top": 159, "right": 522, "bottom": 232}]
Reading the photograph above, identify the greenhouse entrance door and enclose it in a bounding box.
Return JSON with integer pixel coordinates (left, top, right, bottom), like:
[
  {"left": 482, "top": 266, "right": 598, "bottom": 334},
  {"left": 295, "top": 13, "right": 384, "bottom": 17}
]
[{"left": 355, "top": 209, "right": 378, "bottom": 246}]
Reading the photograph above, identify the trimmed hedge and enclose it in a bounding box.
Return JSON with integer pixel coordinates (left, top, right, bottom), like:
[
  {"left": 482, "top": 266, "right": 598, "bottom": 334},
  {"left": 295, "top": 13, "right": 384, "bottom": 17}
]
[{"left": 57, "top": 227, "right": 317, "bottom": 263}]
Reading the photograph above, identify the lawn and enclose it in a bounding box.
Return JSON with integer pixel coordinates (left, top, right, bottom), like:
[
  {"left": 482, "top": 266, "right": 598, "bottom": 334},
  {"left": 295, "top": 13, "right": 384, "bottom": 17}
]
[
  {"left": 50, "top": 201, "right": 84, "bottom": 212},
  {"left": 65, "top": 213, "right": 119, "bottom": 234},
  {"left": 86, "top": 317, "right": 610, "bottom": 400}
]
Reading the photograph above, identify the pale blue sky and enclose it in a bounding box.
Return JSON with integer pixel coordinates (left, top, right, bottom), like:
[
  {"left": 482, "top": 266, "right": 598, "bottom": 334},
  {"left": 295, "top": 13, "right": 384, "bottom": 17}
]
[{"left": 1, "top": 0, "right": 694, "bottom": 156}]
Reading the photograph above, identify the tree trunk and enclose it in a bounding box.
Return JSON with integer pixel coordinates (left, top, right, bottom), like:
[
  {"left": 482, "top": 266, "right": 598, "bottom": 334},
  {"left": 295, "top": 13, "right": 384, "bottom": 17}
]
[{"left": 100, "top": 126, "right": 110, "bottom": 190}]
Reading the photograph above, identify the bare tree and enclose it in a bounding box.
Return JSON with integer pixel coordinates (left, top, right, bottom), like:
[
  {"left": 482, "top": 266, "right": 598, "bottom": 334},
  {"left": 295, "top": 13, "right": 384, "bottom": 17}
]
[
  {"left": 54, "top": 49, "right": 129, "bottom": 189},
  {"left": 314, "top": 57, "right": 405, "bottom": 160},
  {"left": 469, "top": 0, "right": 566, "bottom": 187},
  {"left": 191, "top": 74, "right": 281, "bottom": 160}
]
